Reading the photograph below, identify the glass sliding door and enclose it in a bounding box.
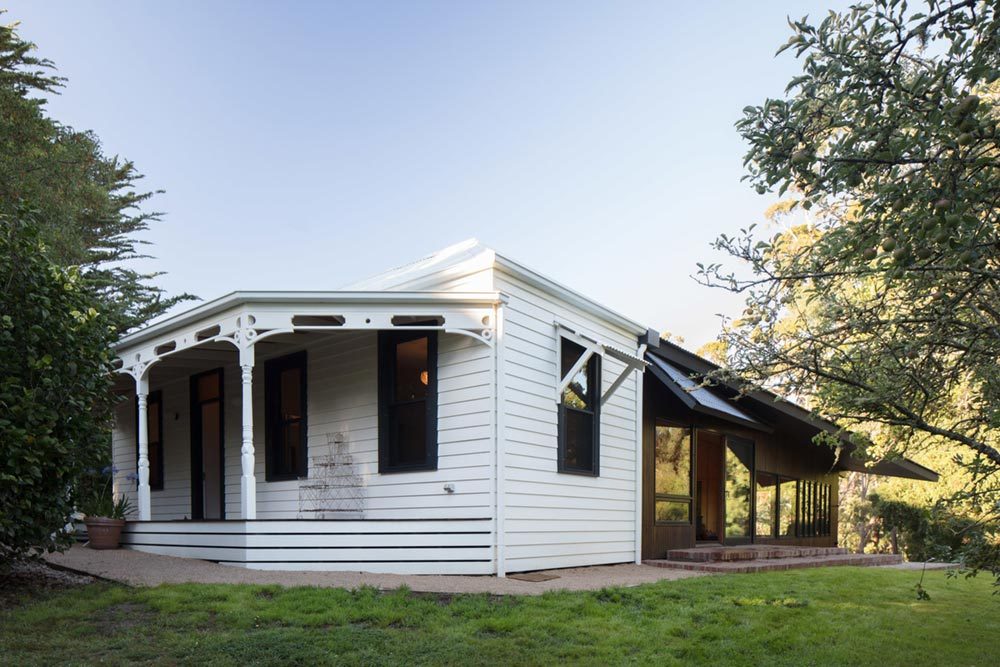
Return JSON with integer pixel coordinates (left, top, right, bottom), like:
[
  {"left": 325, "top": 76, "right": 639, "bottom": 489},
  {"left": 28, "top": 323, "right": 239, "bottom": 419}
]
[{"left": 723, "top": 436, "right": 754, "bottom": 542}]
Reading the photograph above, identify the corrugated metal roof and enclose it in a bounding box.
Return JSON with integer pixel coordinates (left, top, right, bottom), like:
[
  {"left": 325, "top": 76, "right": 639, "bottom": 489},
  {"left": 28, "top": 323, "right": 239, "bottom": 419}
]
[{"left": 646, "top": 354, "right": 765, "bottom": 429}]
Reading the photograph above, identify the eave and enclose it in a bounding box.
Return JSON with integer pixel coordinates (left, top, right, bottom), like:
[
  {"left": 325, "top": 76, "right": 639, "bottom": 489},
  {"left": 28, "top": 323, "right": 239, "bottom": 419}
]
[{"left": 115, "top": 290, "right": 507, "bottom": 351}]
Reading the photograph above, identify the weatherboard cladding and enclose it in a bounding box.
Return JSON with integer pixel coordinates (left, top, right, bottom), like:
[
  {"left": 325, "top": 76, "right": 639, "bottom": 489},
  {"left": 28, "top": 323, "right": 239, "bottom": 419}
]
[
  {"left": 114, "top": 330, "right": 494, "bottom": 523},
  {"left": 338, "top": 239, "right": 648, "bottom": 571},
  {"left": 494, "top": 267, "right": 641, "bottom": 572}
]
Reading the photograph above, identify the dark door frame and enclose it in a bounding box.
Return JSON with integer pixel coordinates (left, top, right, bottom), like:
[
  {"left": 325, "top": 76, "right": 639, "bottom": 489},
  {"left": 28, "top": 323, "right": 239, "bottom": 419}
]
[
  {"left": 687, "top": 428, "right": 757, "bottom": 545},
  {"left": 190, "top": 367, "right": 225, "bottom": 520}
]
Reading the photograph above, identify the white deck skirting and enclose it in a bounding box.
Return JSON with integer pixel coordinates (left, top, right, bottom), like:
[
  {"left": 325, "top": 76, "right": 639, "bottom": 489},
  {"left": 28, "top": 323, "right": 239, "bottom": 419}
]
[{"left": 121, "top": 519, "right": 494, "bottom": 574}]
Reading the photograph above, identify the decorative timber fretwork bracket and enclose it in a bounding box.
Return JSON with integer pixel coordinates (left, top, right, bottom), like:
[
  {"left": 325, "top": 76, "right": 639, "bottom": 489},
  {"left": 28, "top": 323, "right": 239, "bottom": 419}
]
[{"left": 553, "top": 322, "right": 647, "bottom": 407}]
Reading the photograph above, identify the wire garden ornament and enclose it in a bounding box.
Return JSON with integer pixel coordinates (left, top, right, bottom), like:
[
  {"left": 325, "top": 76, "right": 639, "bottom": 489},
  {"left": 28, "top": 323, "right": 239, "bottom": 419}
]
[{"left": 298, "top": 432, "right": 366, "bottom": 518}]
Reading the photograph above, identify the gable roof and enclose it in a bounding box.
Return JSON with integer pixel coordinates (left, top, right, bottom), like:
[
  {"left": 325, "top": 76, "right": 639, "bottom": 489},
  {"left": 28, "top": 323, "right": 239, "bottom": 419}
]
[
  {"left": 347, "top": 238, "right": 647, "bottom": 335},
  {"left": 345, "top": 239, "right": 493, "bottom": 291}
]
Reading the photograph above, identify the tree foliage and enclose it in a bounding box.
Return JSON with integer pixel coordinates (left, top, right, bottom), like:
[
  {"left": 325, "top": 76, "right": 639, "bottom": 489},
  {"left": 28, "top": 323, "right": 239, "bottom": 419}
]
[
  {"left": 0, "top": 15, "right": 192, "bottom": 333},
  {"left": 869, "top": 493, "right": 990, "bottom": 562},
  {"left": 0, "top": 15, "right": 189, "bottom": 563},
  {"left": 698, "top": 1, "right": 999, "bottom": 572},
  {"left": 0, "top": 211, "right": 117, "bottom": 564}
]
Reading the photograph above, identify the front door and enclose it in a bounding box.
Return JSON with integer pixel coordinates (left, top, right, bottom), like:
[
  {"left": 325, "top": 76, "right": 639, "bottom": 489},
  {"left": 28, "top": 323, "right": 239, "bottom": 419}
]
[
  {"left": 695, "top": 431, "right": 724, "bottom": 542},
  {"left": 191, "top": 368, "right": 224, "bottom": 520}
]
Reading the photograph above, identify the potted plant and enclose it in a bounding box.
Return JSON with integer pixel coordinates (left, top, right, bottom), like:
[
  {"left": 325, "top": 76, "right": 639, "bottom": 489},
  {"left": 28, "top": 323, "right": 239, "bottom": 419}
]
[{"left": 79, "top": 466, "right": 133, "bottom": 549}]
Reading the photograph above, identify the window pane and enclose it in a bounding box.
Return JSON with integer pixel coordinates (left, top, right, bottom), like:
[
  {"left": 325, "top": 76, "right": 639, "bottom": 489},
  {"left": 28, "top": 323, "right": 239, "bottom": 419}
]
[
  {"left": 755, "top": 472, "right": 777, "bottom": 538},
  {"left": 197, "top": 372, "right": 220, "bottom": 401},
  {"left": 147, "top": 397, "right": 161, "bottom": 445},
  {"left": 279, "top": 367, "right": 302, "bottom": 419},
  {"left": 820, "top": 484, "right": 825, "bottom": 534},
  {"left": 724, "top": 439, "right": 753, "bottom": 538},
  {"left": 281, "top": 421, "right": 301, "bottom": 473},
  {"left": 266, "top": 354, "right": 307, "bottom": 479},
  {"left": 807, "top": 482, "right": 812, "bottom": 535},
  {"left": 390, "top": 401, "right": 427, "bottom": 466},
  {"left": 655, "top": 499, "right": 690, "bottom": 523},
  {"left": 778, "top": 477, "right": 796, "bottom": 537},
  {"left": 825, "top": 484, "right": 832, "bottom": 535},
  {"left": 812, "top": 482, "right": 819, "bottom": 535},
  {"left": 560, "top": 339, "right": 591, "bottom": 410},
  {"left": 562, "top": 408, "right": 594, "bottom": 471},
  {"left": 148, "top": 442, "right": 162, "bottom": 489},
  {"left": 654, "top": 425, "right": 691, "bottom": 496},
  {"left": 805, "top": 482, "right": 814, "bottom": 536},
  {"left": 395, "top": 337, "right": 429, "bottom": 402}
]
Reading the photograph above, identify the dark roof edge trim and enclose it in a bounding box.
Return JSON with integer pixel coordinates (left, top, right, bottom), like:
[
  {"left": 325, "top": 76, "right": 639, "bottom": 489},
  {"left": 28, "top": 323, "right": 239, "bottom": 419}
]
[{"left": 646, "top": 357, "right": 772, "bottom": 433}]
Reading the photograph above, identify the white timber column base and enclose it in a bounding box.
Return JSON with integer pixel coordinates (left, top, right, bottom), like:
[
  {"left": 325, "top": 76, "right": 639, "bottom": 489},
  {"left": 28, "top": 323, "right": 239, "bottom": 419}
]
[
  {"left": 135, "top": 376, "right": 151, "bottom": 521},
  {"left": 239, "top": 346, "right": 257, "bottom": 520}
]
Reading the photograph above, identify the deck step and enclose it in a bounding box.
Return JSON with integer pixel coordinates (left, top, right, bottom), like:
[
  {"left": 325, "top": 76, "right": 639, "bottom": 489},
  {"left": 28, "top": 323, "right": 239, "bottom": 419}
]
[
  {"left": 665, "top": 546, "right": 847, "bottom": 562},
  {"left": 645, "top": 552, "right": 902, "bottom": 573}
]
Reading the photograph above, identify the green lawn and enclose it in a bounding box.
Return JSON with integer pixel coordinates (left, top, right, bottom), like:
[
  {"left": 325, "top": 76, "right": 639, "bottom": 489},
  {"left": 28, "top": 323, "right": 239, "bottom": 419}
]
[{"left": 2, "top": 567, "right": 997, "bottom": 666}]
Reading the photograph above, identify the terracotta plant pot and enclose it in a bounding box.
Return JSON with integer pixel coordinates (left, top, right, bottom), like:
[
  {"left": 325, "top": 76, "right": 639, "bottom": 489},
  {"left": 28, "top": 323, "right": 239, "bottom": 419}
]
[{"left": 85, "top": 517, "right": 126, "bottom": 550}]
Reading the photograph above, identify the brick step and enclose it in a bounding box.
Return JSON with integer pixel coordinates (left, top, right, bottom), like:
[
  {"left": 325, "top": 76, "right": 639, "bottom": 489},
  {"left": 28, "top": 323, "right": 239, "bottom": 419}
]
[
  {"left": 665, "top": 546, "right": 847, "bottom": 562},
  {"left": 645, "top": 553, "right": 902, "bottom": 573}
]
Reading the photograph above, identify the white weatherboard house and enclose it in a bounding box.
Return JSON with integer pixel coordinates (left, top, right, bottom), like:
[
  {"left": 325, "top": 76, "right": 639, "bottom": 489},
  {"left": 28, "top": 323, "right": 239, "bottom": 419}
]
[
  {"left": 110, "top": 239, "right": 933, "bottom": 575},
  {"left": 112, "top": 240, "right": 649, "bottom": 575}
]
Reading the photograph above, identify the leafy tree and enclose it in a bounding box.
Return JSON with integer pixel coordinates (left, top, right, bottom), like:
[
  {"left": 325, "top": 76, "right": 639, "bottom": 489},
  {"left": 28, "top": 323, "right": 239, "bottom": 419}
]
[
  {"left": 0, "top": 15, "right": 191, "bottom": 333},
  {"left": 0, "top": 16, "right": 189, "bottom": 563},
  {"left": 869, "top": 493, "right": 986, "bottom": 562},
  {"left": 0, "top": 210, "right": 117, "bottom": 564},
  {"left": 698, "top": 1, "right": 999, "bottom": 574}
]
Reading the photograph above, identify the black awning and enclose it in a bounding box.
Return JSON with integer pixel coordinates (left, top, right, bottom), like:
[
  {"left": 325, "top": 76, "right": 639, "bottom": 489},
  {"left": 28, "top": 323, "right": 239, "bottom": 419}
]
[{"left": 646, "top": 354, "right": 771, "bottom": 432}]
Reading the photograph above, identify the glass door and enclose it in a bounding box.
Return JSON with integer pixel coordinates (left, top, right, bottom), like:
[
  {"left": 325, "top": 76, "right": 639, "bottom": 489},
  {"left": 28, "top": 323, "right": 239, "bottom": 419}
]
[{"left": 723, "top": 436, "right": 754, "bottom": 543}]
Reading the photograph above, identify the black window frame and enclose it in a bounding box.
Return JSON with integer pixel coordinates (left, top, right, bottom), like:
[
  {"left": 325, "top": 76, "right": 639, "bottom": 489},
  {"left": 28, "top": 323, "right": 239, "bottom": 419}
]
[
  {"left": 135, "top": 390, "right": 165, "bottom": 491},
  {"left": 264, "top": 351, "right": 308, "bottom": 482},
  {"left": 652, "top": 421, "right": 693, "bottom": 525},
  {"left": 378, "top": 329, "right": 439, "bottom": 473},
  {"left": 557, "top": 338, "right": 601, "bottom": 477}
]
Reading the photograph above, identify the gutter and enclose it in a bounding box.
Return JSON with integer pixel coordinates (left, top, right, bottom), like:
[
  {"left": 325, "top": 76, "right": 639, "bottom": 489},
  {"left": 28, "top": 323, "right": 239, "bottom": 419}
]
[{"left": 114, "top": 290, "right": 506, "bottom": 350}]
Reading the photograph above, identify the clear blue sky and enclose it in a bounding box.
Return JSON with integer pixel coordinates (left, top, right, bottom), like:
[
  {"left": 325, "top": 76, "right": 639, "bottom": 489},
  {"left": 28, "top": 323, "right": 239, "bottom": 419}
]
[{"left": 8, "top": 0, "right": 851, "bottom": 348}]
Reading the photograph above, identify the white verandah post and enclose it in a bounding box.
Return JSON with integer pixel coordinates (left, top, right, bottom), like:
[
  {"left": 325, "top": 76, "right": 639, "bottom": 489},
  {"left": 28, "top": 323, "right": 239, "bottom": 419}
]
[
  {"left": 135, "top": 375, "right": 151, "bottom": 521},
  {"left": 240, "top": 345, "right": 257, "bottom": 520}
]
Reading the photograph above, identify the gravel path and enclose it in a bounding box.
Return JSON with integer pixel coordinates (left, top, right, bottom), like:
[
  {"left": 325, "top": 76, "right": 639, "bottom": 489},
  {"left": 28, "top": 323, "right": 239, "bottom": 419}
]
[
  {"left": 45, "top": 545, "right": 706, "bottom": 595},
  {"left": 884, "top": 561, "right": 960, "bottom": 571}
]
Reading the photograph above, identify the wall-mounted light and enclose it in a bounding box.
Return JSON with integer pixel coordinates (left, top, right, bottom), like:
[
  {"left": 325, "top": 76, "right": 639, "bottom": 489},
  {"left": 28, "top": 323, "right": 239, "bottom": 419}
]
[{"left": 420, "top": 370, "right": 429, "bottom": 386}]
